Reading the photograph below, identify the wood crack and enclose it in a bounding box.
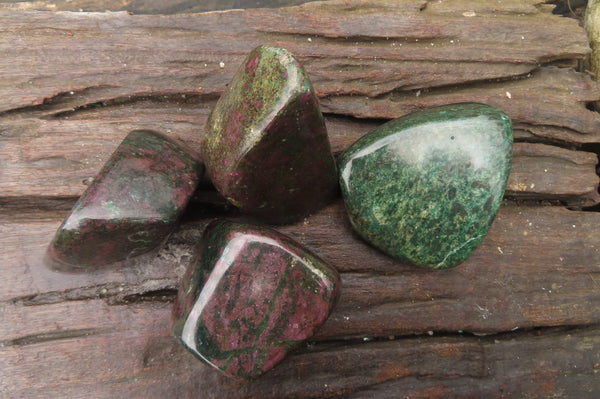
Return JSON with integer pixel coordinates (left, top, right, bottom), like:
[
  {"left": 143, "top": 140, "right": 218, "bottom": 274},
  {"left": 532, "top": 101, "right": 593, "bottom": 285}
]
[
  {"left": 1, "top": 2, "right": 599, "bottom": 395},
  {"left": 0, "top": 85, "right": 120, "bottom": 118},
  {"left": 0, "top": 327, "right": 107, "bottom": 347},
  {"left": 8, "top": 278, "right": 178, "bottom": 307},
  {"left": 47, "top": 92, "right": 220, "bottom": 120}
]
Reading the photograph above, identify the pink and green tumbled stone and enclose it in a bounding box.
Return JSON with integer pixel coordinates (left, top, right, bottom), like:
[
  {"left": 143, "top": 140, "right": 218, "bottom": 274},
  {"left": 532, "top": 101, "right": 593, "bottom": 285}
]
[
  {"left": 202, "top": 45, "right": 338, "bottom": 224},
  {"left": 172, "top": 220, "right": 340, "bottom": 380},
  {"left": 46, "top": 130, "right": 204, "bottom": 270}
]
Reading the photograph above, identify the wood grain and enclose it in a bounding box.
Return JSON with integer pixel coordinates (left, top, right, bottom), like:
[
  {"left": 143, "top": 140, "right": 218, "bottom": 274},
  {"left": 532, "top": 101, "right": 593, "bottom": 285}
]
[
  {"left": 2, "top": 298, "right": 599, "bottom": 398},
  {"left": 2, "top": 110, "right": 599, "bottom": 206},
  {"left": 1, "top": 0, "right": 600, "bottom": 397},
  {"left": 1, "top": 1, "right": 599, "bottom": 207},
  {"left": 0, "top": 1, "right": 591, "bottom": 113},
  {"left": 2, "top": 203, "right": 599, "bottom": 336}
]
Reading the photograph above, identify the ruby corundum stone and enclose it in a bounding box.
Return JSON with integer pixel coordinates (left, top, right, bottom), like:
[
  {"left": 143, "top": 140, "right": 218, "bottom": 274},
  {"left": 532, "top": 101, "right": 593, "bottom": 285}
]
[
  {"left": 46, "top": 130, "right": 204, "bottom": 270},
  {"left": 172, "top": 220, "right": 340, "bottom": 380},
  {"left": 202, "top": 45, "right": 338, "bottom": 223}
]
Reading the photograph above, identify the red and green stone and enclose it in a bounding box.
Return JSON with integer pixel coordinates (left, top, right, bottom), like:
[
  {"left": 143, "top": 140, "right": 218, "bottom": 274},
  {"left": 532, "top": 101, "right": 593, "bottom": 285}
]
[
  {"left": 339, "top": 103, "right": 513, "bottom": 269},
  {"left": 172, "top": 220, "right": 340, "bottom": 380},
  {"left": 202, "top": 45, "right": 338, "bottom": 224},
  {"left": 46, "top": 130, "right": 204, "bottom": 270}
]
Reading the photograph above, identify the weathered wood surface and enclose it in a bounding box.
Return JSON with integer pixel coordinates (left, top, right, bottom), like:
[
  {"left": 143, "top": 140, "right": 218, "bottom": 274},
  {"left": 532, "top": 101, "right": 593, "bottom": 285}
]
[
  {"left": 2, "top": 203, "right": 600, "bottom": 334},
  {"left": 0, "top": 0, "right": 319, "bottom": 14},
  {"left": 3, "top": 304, "right": 599, "bottom": 398},
  {"left": 2, "top": 1, "right": 600, "bottom": 205},
  {"left": 1, "top": 0, "right": 600, "bottom": 397},
  {"left": 2, "top": 204, "right": 600, "bottom": 397},
  {"left": 0, "top": 0, "right": 592, "bottom": 114}
]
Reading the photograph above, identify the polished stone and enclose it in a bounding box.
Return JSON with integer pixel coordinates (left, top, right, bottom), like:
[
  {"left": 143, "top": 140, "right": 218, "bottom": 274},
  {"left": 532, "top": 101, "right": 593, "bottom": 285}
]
[
  {"left": 172, "top": 220, "right": 340, "bottom": 380},
  {"left": 339, "top": 103, "right": 513, "bottom": 269},
  {"left": 202, "top": 45, "right": 338, "bottom": 224},
  {"left": 46, "top": 130, "right": 204, "bottom": 270}
]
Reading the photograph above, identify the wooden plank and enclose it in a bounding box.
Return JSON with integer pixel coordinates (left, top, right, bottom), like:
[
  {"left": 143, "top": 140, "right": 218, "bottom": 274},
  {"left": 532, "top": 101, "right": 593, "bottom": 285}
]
[
  {"left": 1, "top": 1, "right": 599, "bottom": 397},
  {"left": 2, "top": 204, "right": 599, "bottom": 336},
  {"left": 506, "top": 143, "right": 599, "bottom": 207},
  {"left": 0, "top": 1, "right": 590, "bottom": 113},
  {"left": 321, "top": 67, "right": 600, "bottom": 144},
  {"left": 0, "top": 1, "right": 593, "bottom": 112},
  {"left": 1, "top": 1, "right": 598, "bottom": 206},
  {"left": 2, "top": 297, "right": 598, "bottom": 398},
  {"left": 1, "top": 108, "right": 598, "bottom": 205},
  {"left": 0, "top": 0, "right": 320, "bottom": 14}
]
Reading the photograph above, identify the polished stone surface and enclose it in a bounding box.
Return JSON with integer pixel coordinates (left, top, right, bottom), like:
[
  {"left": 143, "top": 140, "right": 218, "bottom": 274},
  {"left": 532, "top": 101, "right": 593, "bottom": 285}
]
[
  {"left": 172, "top": 220, "right": 340, "bottom": 380},
  {"left": 202, "top": 45, "right": 338, "bottom": 224},
  {"left": 339, "top": 103, "right": 513, "bottom": 269},
  {"left": 46, "top": 130, "right": 204, "bottom": 270}
]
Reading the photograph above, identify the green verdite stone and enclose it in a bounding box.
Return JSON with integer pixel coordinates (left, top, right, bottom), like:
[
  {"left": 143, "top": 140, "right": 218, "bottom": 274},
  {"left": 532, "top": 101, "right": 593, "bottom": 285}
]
[{"left": 339, "top": 103, "right": 513, "bottom": 269}]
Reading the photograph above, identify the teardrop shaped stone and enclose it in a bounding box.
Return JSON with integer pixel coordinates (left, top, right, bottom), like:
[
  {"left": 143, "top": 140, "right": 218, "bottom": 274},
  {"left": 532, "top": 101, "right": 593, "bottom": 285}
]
[
  {"left": 202, "top": 45, "right": 338, "bottom": 224},
  {"left": 172, "top": 220, "right": 340, "bottom": 380},
  {"left": 46, "top": 130, "right": 204, "bottom": 270},
  {"left": 339, "top": 103, "right": 513, "bottom": 269}
]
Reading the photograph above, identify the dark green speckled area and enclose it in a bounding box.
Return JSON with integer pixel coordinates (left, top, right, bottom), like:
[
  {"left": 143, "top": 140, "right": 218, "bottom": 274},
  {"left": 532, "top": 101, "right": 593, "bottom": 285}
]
[{"left": 339, "top": 103, "right": 513, "bottom": 269}]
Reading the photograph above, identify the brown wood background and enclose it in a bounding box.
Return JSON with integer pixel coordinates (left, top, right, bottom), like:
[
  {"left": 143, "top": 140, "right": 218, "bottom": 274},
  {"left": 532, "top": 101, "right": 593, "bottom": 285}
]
[{"left": 1, "top": 0, "right": 600, "bottom": 397}]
